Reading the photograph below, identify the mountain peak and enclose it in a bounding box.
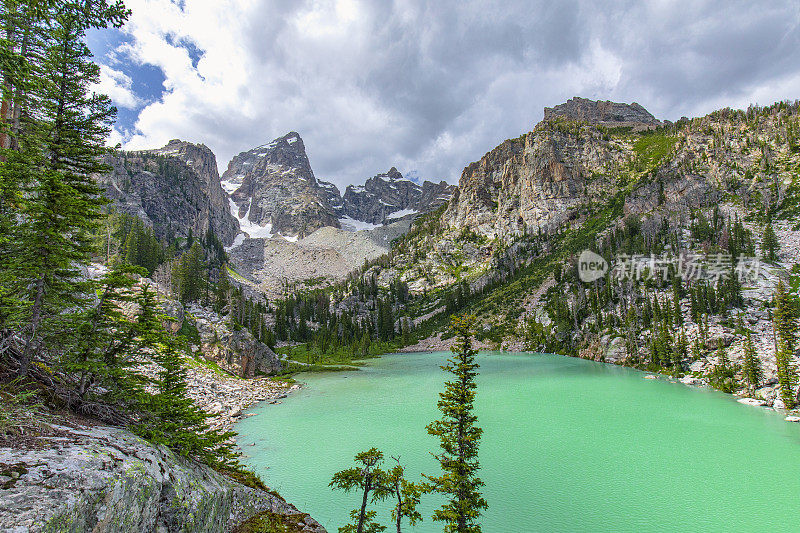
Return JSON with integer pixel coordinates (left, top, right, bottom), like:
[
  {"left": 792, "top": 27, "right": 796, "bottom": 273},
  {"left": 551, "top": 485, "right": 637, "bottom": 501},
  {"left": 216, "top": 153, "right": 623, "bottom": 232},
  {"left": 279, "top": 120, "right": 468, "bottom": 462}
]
[{"left": 543, "top": 97, "right": 661, "bottom": 130}]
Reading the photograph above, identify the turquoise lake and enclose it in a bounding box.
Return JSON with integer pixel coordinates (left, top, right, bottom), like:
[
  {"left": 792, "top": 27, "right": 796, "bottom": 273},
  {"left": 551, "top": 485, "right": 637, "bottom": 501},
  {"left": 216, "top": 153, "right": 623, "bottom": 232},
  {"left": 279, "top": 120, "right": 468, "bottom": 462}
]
[{"left": 235, "top": 352, "right": 800, "bottom": 532}]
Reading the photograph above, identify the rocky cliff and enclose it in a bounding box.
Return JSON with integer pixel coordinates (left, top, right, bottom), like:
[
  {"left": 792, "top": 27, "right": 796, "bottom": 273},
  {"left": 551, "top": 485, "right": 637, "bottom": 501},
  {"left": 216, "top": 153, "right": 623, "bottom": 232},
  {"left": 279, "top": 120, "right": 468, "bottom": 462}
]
[
  {"left": 95, "top": 141, "right": 240, "bottom": 245},
  {"left": 443, "top": 120, "right": 629, "bottom": 239},
  {"left": 0, "top": 423, "right": 325, "bottom": 532},
  {"left": 223, "top": 132, "right": 341, "bottom": 239},
  {"left": 341, "top": 167, "right": 455, "bottom": 225},
  {"left": 543, "top": 96, "right": 662, "bottom": 130}
]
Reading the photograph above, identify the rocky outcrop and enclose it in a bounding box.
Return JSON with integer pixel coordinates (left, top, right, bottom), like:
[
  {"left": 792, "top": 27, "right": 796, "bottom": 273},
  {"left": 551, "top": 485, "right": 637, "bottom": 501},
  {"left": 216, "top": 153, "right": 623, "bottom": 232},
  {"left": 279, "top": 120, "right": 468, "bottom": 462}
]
[
  {"left": 223, "top": 132, "right": 341, "bottom": 239},
  {"left": 0, "top": 424, "right": 325, "bottom": 532},
  {"left": 228, "top": 218, "right": 413, "bottom": 299},
  {"left": 185, "top": 304, "right": 283, "bottom": 377},
  {"left": 341, "top": 167, "right": 455, "bottom": 225},
  {"left": 95, "top": 141, "right": 240, "bottom": 245},
  {"left": 543, "top": 97, "right": 661, "bottom": 130}
]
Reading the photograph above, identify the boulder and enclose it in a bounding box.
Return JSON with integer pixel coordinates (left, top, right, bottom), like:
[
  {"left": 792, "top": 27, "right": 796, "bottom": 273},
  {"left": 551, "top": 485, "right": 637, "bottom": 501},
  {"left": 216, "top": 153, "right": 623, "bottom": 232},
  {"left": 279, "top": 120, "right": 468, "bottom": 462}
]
[
  {"left": 0, "top": 425, "right": 325, "bottom": 532},
  {"left": 737, "top": 398, "right": 767, "bottom": 407},
  {"left": 603, "top": 336, "right": 627, "bottom": 364}
]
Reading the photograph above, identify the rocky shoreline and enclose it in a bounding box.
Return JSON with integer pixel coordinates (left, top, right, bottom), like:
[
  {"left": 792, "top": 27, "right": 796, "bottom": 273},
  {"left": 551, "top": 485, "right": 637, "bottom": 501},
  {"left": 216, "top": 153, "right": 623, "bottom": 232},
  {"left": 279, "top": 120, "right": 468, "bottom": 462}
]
[{"left": 181, "top": 364, "right": 300, "bottom": 433}]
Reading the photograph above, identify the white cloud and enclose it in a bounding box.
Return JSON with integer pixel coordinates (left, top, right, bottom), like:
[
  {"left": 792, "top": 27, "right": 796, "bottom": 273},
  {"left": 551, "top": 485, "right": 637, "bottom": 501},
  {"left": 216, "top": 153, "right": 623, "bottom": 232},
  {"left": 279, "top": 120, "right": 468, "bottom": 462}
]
[
  {"left": 94, "top": 64, "right": 143, "bottom": 109},
  {"left": 104, "top": 0, "right": 800, "bottom": 189}
]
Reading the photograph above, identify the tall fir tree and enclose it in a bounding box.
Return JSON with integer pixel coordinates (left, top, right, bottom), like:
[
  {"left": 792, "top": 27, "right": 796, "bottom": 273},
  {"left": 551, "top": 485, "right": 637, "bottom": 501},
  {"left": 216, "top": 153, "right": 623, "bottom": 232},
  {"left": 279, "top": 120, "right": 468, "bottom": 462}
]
[
  {"left": 761, "top": 223, "right": 779, "bottom": 262},
  {"left": 741, "top": 331, "right": 763, "bottom": 397},
  {"left": 10, "top": 1, "right": 129, "bottom": 375},
  {"left": 425, "top": 314, "right": 487, "bottom": 533},
  {"left": 773, "top": 280, "right": 798, "bottom": 407},
  {"left": 134, "top": 285, "right": 238, "bottom": 466}
]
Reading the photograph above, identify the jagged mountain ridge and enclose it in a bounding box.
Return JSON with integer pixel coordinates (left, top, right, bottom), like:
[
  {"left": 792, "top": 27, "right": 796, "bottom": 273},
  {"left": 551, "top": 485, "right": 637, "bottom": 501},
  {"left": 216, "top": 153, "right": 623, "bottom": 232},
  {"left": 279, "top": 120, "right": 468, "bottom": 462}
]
[
  {"left": 223, "top": 132, "right": 341, "bottom": 240},
  {"left": 341, "top": 167, "right": 455, "bottom": 226},
  {"left": 221, "top": 132, "right": 454, "bottom": 238}
]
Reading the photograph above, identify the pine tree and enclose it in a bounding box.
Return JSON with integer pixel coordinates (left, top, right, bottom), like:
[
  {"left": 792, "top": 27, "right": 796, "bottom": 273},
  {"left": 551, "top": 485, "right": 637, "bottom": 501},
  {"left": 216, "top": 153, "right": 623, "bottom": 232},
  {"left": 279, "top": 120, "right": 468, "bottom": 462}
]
[
  {"left": 425, "top": 314, "right": 487, "bottom": 533},
  {"left": 707, "top": 341, "right": 737, "bottom": 393},
  {"left": 773, "top": 280, "right": 798, "bottom": 407},
  {"left": 65, "top": 261, "right": 147, "bottom": 407},
  {"left": 741, "top": 331, "right": 763, "bottom": 397},
  {"left": 762, "top": 223, "right": 779, "bottom": 262},
  {"left": 134, "top": 285, "right": 237, "bottom": 466},
  {"left": 401, "top": 317, "right": 411, "bottom": 346},
  {"left": 330, "top": 448, "right": 391, "bottom": 533},
  {"left": 10, "top": 1, "right": 129, "bottom": 375},
  {"left": 672, "top": 275, "right": 683, "bottom": 326}
]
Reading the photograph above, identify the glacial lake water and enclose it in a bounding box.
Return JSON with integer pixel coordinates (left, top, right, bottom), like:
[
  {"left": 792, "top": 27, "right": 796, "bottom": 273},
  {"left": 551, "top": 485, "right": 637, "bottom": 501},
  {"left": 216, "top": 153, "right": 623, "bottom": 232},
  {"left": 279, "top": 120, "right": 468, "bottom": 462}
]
[{"left": 235, "top": 352, "right": 800, "bottom": 532}]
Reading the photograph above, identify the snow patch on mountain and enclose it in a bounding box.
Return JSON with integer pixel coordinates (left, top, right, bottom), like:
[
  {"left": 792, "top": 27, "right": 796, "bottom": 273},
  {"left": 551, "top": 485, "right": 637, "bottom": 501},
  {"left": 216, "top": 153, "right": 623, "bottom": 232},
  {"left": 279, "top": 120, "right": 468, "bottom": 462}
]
[{"left": 338, "top": 215, "right": 381, "bottom": 231}]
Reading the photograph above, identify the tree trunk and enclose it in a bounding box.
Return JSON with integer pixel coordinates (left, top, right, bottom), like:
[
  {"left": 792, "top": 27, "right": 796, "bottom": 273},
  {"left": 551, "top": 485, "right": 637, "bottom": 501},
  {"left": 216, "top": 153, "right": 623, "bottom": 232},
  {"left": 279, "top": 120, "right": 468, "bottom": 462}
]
[
  {"left": 19, "top": 275, "right": 45, "bottom": 376},
  {"left": 395, "top": 480, "right": 402, "bottom": 533},
  {"left": 357, "top": 478, "right": 371, "bottom": 533}
]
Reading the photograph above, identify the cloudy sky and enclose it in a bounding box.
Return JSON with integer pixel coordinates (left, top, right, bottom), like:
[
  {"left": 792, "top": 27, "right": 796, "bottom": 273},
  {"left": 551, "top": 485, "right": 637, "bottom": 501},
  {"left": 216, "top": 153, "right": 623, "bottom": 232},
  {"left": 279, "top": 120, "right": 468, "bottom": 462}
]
[{"left": 88, "top": 0, "right": 800, "bottom": 189}]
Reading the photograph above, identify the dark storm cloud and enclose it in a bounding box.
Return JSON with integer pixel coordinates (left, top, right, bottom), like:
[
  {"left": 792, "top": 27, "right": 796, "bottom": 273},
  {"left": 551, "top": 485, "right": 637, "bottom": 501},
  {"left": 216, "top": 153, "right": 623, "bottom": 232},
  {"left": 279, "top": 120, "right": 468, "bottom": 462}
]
[{"left": 99, "top": 0, "right": 800, "bottom": 188}]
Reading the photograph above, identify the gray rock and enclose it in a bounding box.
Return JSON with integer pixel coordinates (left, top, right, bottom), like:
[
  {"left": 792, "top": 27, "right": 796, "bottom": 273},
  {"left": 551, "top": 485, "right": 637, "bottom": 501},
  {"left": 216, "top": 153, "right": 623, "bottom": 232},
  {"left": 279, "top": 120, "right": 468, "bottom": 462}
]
[
  {"left": 543, "top": 97, "right": 662, "bottom": 130},
  {"left": 187, "top": 303, "right": 283, "bottom": 377},
  {"left": 602, "top": 336, "right": 627, "bottom": 363},
  {"left": 224, "top": 132, "right": 340, "bottom": 239},
  {"left": 342, "top": 167, "right": 454, "bottom": 225},
  {"left": 737, "top": 398, "right": 767, "bottom": 407},
  {"left": 94, "top": 141, "right": 239, "bottom": 246},
  {"left": 0, "top": 425, "right": 325, "bottom": 532}
]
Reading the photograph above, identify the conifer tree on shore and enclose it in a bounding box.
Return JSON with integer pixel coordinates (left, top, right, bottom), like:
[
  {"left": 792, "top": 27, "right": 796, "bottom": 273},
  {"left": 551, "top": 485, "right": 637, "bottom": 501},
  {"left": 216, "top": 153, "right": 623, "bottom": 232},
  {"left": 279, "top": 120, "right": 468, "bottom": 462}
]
[
  {"left": 425, "top": 314, "right": 487, "bottom": 533},
  {"left": 741, "top": 331, "right": 763, "bottom": 396},
  {"left": 773, "top": 281, "right": 798, "bottom": 407}
]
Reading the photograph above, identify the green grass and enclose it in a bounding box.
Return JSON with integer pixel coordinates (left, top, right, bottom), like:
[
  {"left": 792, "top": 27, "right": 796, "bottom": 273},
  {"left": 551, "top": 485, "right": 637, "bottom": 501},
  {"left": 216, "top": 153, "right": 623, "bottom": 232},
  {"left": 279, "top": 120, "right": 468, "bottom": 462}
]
[
  {"left": 632, "top": 133, "right": 678, "bottom": 170},
  {"left": 278, "top": 339, "right": 403, "bottom": 367},
  {"left": 184, "top": 353, "right": 237, "bottom": 377},
  {"left": 233, "top": 510, "right": 314, "bottom": 533},
  {"left": 226, "top": 265, "right": 250, "bottom": 283}
]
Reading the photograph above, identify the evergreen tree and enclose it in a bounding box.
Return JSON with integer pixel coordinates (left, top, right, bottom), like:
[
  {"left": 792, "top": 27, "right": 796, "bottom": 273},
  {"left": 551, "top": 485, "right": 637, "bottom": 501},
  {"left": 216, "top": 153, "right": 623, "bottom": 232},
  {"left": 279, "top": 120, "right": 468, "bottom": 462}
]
[
  {"left": 172, "top": 241, "right": 205, "bottom": 303},
  {"left": 425, "top": 315, "right": 487, "bottom": 533},
  {"left": 134, "top": 285, "right": 237, "bottom": 466},
  {"left": 762, "top": 223, "right": 779, "bottom": 262},
  {"left": 401, "top": 317, "right": 411, "bottom": 346},
  {"left": 330, "top": 448, "right": 391, "bottom": 533},
  {"left": 65, "top": 261, "right": 147, "bottom": 408},
  {"left": 388, "top": 457, "right": 423, "bottom": 533},
  {"left": 10, "top": 1, "right": 129, "bottom": 375},
  {"left": 773, "top": 281, "right": 799, "bottom": 407},
  {"left": 707, "top": 341, "right": 737, "bottom": 393},
  {"left": 672, "top": 275, "right": 683, "bottom": 326},
  {"left": 741, "top": 331, "right": 763, "bottom": 396}
]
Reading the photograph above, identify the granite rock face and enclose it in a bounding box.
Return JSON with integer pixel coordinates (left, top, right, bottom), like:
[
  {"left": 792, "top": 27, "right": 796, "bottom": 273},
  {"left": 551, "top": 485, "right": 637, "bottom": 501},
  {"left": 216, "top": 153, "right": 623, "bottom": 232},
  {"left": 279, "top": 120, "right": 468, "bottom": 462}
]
[
  {"left": 95, "top": 141, "right": 240, "bottom": 245},
  {"left": 223, "top": 132, "right": 341, "bottom": 239},
  {"left": 341, "top": 167, "right": 455, "bottom": 225},
  {"left": 543, "top": 97, "right": 662, "bottom": 130},
  {"left": 222, "top": 134, "right": 453, "bottom": 238},
  {"left": 0, "top": 425, "right": 325, "bottom": 532}
]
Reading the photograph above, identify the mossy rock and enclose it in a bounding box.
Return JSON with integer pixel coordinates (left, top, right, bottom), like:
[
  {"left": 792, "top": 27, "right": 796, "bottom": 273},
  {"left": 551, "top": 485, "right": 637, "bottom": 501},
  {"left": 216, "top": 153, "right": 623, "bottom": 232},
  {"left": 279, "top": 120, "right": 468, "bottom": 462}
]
[{"left": 232, "top": 510, "right": 313, "bottom": 533}]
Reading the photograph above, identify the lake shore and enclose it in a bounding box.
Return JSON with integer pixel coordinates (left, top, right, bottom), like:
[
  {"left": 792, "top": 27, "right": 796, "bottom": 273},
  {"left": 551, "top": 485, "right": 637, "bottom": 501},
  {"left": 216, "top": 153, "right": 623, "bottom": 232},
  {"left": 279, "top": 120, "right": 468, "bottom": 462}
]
[{"left": 182, "top": 364, "right": 301, "bottom": 433}]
